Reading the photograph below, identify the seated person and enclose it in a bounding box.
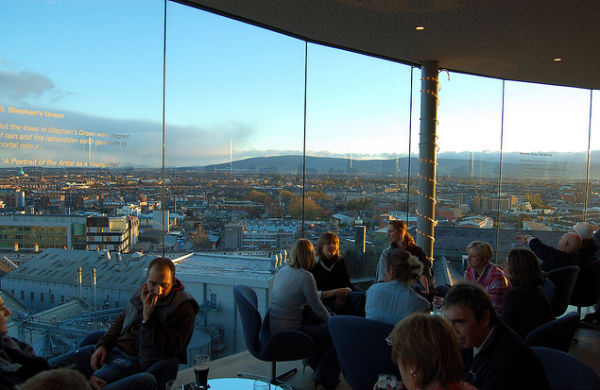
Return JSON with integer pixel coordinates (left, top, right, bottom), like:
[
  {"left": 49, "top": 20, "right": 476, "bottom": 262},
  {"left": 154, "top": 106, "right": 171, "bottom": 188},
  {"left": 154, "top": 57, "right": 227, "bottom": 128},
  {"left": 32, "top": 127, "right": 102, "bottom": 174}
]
[
  {"left": 501, "top": 249, "right": 554, "bottom": 338},
  {"left": 443, "top": 283, "right": 550, "bottom": 390},
  {"left": 0, "top": 296, "right": 156, "bottom": 390},
  {"left": 54, "top": 257, "right": 198, "bottom": 390},
  {"left": 366, "top": 249, "right": 429, "bottom": 325},
  {"left": 385, "top": 313, "right": 476, "bottom": 390},
  {"left": 375, "top": 220, "right": 433, "bottom": 296},
  {"left": 514, "top": 233, "right": 585, "bottom": 271},
  {"left": 464, "top": 241, "right": 509, "bottom": 313},
  {"left": 573, "top": 222, "right": 599, "bottom": 264},
  {"left": 270, "top": 239, "right": 340, "bottom": 390},
  {"left": 0, "top": 296, "right": 48, "bottom": 390},
  {"left": 310, "top": 231, "right": 365, "bottom": 315}
]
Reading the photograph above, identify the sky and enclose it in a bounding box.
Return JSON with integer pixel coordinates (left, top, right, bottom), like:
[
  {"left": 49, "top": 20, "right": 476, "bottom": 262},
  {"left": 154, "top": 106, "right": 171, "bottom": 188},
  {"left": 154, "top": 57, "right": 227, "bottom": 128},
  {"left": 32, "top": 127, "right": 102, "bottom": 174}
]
[{"left": 0, "top": 0, "right": 598, "bottom": 168}]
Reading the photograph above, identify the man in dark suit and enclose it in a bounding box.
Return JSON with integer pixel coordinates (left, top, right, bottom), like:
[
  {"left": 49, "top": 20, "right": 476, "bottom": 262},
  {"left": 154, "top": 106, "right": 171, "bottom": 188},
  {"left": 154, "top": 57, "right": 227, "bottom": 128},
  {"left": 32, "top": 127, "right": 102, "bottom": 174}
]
[{"left": 443, "top": 283, "right": 550, "bottom": 390}]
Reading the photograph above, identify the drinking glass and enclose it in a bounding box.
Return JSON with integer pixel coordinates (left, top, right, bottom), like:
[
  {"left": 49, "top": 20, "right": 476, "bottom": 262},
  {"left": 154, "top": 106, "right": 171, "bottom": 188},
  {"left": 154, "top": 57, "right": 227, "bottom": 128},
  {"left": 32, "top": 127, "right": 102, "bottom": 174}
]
[
  {"left": 194, "top": 354, "right": 210, "bottom": 389},
  {"left": 432, "top": 296, "right": 444, "bottom": 315},
  {"left": 253, "top": 380, "right": 271, "bottom": 390},
  {"left": 165, "top": 380, "right": 181, "bottom": 390},
  {"left": 376, "top": 373, "right": 397, "bottom": 390}
]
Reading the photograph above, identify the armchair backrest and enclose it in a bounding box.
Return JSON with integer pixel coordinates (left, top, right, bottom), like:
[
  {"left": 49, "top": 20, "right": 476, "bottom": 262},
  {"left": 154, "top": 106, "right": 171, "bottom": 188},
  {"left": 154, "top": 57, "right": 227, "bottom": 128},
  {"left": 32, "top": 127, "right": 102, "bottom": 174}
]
[
  {"left": 233, "top": 285, "right": 262, "bottom": 355},
  {"left": 546, "top": 265, "right": 579, "bottom": 316},
  {"left": 571, "top": 260, "right": 600, "bottom": 307},
  {"left": 525, "top": 311, "right": 579, "bottom": 352},
  {"left": 328, "top": 315, "right": 400, "bottom": 390},
  {"left": 533, "top": 346, "right": 600, "bottom": 390}
]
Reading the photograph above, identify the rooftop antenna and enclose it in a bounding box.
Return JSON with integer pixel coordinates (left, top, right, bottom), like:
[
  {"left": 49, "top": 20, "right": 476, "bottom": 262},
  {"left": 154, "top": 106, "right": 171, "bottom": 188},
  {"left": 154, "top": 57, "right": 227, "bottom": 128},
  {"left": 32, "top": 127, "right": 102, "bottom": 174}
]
[{"left": 229, "top": 138, "right": 233, "bottom": 172}]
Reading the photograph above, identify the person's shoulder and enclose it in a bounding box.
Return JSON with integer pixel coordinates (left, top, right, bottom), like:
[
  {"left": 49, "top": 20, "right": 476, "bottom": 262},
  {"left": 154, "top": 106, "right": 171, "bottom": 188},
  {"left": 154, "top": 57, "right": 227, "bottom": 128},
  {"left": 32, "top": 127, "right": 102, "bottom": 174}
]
[
  {"left": 367, "top": 281, "right": 390, "bottom": 294},
  {"left": 492, "top": 320, "right": 532, "bottom": 351},
  {"left": 407, "top": 243, "right": 426, "bottom": 255},
  {"left": 410, "top": 286, "right": 430, "bottom": 304}
]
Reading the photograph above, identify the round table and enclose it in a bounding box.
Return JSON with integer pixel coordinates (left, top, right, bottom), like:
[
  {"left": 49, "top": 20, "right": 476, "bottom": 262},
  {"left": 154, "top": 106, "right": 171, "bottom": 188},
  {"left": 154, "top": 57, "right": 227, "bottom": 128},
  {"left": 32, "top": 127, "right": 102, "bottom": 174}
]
[{"left": 199, "top": 378, "right": 291, "bottom": 390}]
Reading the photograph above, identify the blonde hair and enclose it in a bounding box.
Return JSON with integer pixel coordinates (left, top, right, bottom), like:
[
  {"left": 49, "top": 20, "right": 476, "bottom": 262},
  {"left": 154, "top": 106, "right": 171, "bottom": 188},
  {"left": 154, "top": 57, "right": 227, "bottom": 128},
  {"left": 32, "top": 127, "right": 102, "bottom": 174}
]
[
  {"left": 288, "top": 238, "right": 316, "bottom": 270},
  {"left": 19, "top": 368, "right": 92, "bottom": 390},
  {"left": 385, "top": 248, "right": 422, "bottom": 284},
  {"left": 389, "top": 313, "right": 465, "bottom": 388},
  {"left": 467, "top": 241, "right": 493, "bottom": 261}
]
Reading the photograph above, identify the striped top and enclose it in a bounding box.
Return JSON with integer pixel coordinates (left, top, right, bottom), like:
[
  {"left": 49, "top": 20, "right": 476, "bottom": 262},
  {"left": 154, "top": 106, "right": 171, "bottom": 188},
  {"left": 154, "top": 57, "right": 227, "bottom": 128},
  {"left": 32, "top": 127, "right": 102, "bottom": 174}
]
[{"left": 464, "top": 262, "right": 510, "bottom": 313}]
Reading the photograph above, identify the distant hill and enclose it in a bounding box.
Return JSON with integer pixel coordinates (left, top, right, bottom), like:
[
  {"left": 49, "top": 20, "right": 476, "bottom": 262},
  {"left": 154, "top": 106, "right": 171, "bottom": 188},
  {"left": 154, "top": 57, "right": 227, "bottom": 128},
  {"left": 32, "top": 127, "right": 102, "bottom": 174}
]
[{"left": 195, "top": 152, "right": 600, "bottom": 180}]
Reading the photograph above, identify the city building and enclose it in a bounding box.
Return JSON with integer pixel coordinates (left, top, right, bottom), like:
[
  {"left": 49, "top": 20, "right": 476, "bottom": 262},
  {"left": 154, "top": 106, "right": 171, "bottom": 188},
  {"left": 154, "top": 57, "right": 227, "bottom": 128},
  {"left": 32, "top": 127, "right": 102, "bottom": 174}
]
[
  {"left": 218, "top": 223, "right": 243, "bottom": 250},
  {"left": 0, "top": 215, "right": 87, "bottom": 251},
  {"left": 86, "top": 215, "right": 139, "bottom": 253}
]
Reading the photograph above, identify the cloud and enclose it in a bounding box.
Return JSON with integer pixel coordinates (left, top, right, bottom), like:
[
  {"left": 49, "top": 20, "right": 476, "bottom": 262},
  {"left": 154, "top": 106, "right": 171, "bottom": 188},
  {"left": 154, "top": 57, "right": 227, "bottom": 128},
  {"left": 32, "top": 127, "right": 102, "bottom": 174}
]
[{"left": 0, "top": 70, "right": 58, "bottom": 101}]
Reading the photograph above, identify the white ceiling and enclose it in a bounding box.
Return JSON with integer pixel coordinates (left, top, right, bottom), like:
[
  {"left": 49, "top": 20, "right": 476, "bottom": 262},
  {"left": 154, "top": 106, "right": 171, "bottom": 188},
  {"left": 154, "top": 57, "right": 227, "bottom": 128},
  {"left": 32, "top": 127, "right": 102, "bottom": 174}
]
[{"left": 175, "top": 0, "right": 600, "bottom": 90}]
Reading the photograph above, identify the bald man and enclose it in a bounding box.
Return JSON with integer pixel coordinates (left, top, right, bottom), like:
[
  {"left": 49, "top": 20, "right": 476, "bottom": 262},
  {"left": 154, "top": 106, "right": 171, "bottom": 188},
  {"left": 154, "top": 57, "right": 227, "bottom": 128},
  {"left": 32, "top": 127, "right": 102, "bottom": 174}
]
[{"left": 514, "top": 233, "right": 586, "bottom": 272}]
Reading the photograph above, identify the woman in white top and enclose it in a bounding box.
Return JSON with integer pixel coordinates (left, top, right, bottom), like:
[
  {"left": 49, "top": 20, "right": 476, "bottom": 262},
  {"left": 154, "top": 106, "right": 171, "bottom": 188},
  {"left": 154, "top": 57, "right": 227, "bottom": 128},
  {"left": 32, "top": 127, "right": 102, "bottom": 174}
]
[{"left": 269, "top": 238, "right": 340, "bottom": 389}]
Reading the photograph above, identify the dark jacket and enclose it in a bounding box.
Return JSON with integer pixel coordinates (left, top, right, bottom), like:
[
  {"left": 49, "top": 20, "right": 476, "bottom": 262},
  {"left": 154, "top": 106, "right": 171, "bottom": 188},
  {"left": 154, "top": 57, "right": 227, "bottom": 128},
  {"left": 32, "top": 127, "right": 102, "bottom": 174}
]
[
  {"left": 0, "top": 336, "right": 49, "bottom": 390},
  {"left": 461, "top": 320, "right": 550, "bottom": 390},
  {"left": 97, "top": 278, "right": 199, "bottom": 370},
  {"left": 310, "top": 256, "right": 353, "bottom": 292},
  {"left": 501, "top": 285, "right": 554, "bottom": 338},
  {"left": 529, "top": 238, "right": 582, "bottom": 271},
  {"left": 579, "top": 238, "right": 599, "bottom": 265}
]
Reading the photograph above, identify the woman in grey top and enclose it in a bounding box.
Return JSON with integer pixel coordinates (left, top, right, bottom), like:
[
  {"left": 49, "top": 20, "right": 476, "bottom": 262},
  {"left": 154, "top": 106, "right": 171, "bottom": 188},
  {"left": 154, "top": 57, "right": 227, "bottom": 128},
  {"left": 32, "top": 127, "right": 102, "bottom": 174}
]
[{"left": 270, "top": 239, "right": 340, "bottom": 390}]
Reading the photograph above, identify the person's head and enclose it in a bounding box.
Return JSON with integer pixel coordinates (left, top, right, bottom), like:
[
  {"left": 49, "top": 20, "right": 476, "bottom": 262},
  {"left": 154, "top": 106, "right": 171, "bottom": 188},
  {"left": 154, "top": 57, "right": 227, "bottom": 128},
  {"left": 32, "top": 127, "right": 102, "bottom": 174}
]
[
  {"left": 504, "top": 248, "right": 543, "bottom": 287},
  {"left": 288, "top": 238, "right": 316, "bottom": 270},
  {"left": 316, "top": 232, "right": 340, "bottom": 260},
  {"left": 443, "top": 283, "right": 496, "bottom": 349},
  {"left": 466, "top": 241, "right": 493, "bottom": 270},
  {"left": 0, "top": 296, "right": 11, "bottom": 336},
  {"left": 572, "top": 222, "right": 598, "bottom": 240},
  {"left": 19, "top": 368, "right": 92, "bottom": 390},
  {"left": 384, "top": 248, "right": 422, "bottom": 284},
  {"left": 146, "top": 257, "right": 175, "bottom": 299},
  {"left": 387, "top": 220, "right": 415, "bottom": 248},
  {"left": 558, "top": 232, "right": 582, "bottom": 253},
  {"left": 388, "top": 313, "right": 465, "bottom": 390}
]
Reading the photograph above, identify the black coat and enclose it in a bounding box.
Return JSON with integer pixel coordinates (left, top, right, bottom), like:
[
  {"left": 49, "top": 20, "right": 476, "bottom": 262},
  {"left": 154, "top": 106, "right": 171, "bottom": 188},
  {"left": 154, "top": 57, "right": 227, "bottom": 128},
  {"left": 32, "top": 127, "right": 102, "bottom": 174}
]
[
  {"left": 529, "top": 238, "right": 583, "bottom": 271},
  {"left": 461, "top": 320, "right": 550, "bottom": 390},
  {"left": 501, "top": 285, "right": 554, "bottom": 338}
]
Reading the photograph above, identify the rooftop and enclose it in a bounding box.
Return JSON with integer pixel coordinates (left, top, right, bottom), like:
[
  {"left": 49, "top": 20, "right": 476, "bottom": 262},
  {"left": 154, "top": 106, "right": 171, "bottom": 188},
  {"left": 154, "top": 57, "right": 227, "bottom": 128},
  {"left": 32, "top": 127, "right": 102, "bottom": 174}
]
[{"left": 176, "top": 252, "right": 275, "bottom": 280}]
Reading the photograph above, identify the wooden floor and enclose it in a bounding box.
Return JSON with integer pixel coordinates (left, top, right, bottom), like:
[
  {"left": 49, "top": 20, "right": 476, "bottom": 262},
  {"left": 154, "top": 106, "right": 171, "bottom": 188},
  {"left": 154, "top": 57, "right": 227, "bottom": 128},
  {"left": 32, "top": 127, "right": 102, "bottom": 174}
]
[{"left": 173, "top": 306, "right": 600, "bottom": 390}]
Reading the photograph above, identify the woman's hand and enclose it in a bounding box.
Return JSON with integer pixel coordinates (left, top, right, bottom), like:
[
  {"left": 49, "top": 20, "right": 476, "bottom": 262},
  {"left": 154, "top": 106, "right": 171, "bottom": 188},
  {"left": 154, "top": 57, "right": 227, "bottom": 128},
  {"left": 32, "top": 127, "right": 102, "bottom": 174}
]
[{"left": 334, "top": 287, "right": 352, "bottom": 297}]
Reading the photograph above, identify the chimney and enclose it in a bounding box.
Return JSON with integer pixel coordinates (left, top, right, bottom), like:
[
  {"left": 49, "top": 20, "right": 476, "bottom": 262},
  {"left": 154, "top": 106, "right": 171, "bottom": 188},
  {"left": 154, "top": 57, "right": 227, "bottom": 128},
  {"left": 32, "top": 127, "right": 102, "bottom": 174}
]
[
  {"left": 77, "top": 267, "right": 82, "bottom": 300},
  {"left": 91, "top": 268, "right": 97, "bottom": 309}
]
